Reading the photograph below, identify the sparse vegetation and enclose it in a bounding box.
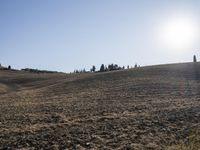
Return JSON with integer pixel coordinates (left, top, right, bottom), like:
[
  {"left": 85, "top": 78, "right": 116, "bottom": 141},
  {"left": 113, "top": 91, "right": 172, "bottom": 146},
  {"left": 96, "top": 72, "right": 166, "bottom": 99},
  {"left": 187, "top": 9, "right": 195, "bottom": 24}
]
[
  {"left": 21, "top": 68, "right": 59, "bottom": 73},
  {"left": 0, "top": 65, "right": 13, "bottom": 71},
  {"left": 73, "top": 68, "right": 87, "bottom": 74}
]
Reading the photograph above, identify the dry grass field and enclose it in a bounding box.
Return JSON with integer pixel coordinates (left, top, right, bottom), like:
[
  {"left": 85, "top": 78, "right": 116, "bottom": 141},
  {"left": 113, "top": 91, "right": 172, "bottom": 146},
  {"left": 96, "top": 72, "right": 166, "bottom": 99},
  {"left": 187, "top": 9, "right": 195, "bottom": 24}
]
[{"left": 1, "top": 62, "right": 200, "bottom": 150}]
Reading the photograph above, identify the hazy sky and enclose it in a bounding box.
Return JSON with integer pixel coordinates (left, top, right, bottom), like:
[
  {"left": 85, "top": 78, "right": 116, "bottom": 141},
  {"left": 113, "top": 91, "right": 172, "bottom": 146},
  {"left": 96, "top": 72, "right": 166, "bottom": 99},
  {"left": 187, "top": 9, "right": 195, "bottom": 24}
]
[{"left": 1, "top": 0, "right": 200, "bottom": 72}]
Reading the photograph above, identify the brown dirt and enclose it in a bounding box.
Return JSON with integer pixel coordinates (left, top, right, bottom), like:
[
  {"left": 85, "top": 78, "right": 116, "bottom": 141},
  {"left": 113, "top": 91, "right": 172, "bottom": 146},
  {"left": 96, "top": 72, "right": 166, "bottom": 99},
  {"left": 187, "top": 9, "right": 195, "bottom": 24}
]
[{"left": 1, "top": 62, "right": 200, "bottom": 149}]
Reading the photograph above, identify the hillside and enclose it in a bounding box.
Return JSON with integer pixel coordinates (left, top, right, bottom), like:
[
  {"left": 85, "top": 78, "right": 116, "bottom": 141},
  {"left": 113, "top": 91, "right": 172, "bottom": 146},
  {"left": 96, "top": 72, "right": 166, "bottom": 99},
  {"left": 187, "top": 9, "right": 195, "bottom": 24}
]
[{"left": 0, "top": 62, "right": 200, "bottom": 149}]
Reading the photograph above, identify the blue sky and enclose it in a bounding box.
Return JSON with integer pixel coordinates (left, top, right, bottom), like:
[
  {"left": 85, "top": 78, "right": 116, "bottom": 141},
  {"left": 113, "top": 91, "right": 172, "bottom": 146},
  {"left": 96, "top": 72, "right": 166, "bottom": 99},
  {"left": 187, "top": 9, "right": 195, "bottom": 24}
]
[{"left": 1, "top": 0, "right": 200, "bottom": 72}]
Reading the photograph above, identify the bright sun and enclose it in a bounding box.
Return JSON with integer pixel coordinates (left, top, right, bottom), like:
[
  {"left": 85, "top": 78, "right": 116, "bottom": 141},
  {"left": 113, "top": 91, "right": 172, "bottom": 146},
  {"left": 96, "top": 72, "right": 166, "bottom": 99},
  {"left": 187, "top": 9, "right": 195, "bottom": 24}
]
[{"left": 160, "top": 16, "right": 199, "bottom": 52}]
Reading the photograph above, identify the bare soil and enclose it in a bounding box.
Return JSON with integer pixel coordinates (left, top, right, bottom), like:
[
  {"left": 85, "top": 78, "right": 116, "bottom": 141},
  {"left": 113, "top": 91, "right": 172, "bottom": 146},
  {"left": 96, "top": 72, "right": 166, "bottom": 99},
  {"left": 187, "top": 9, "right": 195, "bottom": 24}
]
[{"left": 1, "top": 62, "right": 200, "bottom": 150}]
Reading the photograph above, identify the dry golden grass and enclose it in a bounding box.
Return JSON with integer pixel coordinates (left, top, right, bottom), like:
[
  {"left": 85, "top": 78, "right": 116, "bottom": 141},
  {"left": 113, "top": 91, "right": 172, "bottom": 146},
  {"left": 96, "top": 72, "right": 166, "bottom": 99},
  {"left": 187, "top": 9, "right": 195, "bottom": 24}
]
[{"left": 166, "top": 129, "right": 200, "bottom": 150}]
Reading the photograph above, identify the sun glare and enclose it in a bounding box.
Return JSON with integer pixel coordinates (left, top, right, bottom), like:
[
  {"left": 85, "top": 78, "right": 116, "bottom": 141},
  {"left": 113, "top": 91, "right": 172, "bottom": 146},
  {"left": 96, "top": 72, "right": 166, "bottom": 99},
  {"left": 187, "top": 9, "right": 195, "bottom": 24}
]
[{"left": 160, "top": 16, "right": 199, "bottom": 52}]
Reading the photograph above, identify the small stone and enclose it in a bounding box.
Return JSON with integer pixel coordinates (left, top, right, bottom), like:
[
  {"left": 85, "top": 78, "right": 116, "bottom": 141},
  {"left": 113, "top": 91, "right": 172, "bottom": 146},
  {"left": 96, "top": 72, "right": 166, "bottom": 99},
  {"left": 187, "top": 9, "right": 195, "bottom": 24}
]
[{"left": 85, "top": 142, "right": 90, "bottom": 147}]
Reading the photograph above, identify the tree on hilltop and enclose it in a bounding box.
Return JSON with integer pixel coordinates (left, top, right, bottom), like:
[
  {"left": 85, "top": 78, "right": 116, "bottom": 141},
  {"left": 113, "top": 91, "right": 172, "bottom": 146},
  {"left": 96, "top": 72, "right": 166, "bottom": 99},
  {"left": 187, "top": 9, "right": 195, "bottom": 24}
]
[
  {"left": 90, "top": 65, "right": 96, "bottom": 72},
  {"left": 193, "top": 55, "right": 197, "bottom": 62},
  {"left": 100, "top": 64, "right": 105, "bottom": 72}
]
